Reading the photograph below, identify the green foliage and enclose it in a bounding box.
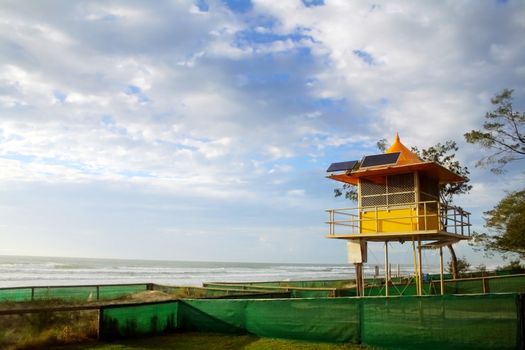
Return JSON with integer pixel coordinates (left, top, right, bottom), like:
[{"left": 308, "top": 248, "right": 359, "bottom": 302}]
[
  {"left": 411, "top": 141, "right": 472, "bottom": 204},
  {"left": 475, "top": 263, "right": 487, "bottom": 273},
  {"left": 334, "top": 184, "right": 357, "bottom": 202},
  {"left": 464, "top": 89, "right": 525, "bottom": 173},
  {"left": 376, "top": 138, "right": 388, "bottom": 152},
  {"left": 476, "top": 190, "right": 525, "bottom": 259},
  {"left": 446, "top": 256, "right": 470, "bottom": 276},
  {"left": 496, "top": 259, "right": 525, "bottom": 273}
]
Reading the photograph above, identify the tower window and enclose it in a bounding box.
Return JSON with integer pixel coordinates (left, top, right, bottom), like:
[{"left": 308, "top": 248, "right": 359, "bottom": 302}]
[{"left": 361, "top": 173, "right": 415, "bottom": 207}]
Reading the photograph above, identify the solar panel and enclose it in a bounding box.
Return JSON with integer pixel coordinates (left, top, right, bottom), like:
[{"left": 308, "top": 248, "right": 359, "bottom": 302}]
[
  {"left": 326, "top": 160, "right": 358, "bottom": 172},
  {"left": 360, "top": 152, "right": 400, "bottom": 168}
]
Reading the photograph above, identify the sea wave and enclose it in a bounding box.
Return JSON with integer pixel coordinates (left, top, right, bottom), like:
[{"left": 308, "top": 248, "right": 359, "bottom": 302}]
[{"left": 0, "top": 255, "right": 440, "bottom": 288}]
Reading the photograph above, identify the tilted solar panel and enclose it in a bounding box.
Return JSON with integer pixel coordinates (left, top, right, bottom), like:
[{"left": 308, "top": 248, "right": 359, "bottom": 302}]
[
  {"left": 326, "top": 160, "right": 358, "bottom": 172},
  {"left": 360, "top": 152, "right": 400, "bottom": 168}
]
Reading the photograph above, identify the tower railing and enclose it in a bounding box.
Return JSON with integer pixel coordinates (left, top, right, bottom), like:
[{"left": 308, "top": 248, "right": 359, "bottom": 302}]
[{"left": 326, "top": 201, "right": 471, "bottom": 237}]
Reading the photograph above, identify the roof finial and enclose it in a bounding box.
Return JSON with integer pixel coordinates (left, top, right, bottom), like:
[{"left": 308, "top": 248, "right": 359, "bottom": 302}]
[{"left": 385, "top": 133, "right": 422, "bottom": 164}]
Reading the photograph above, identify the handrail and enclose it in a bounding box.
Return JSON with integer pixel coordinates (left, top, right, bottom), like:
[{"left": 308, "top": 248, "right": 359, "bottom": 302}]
[{"left": 326, "top": 201, "right": 471, "bottom": 237}]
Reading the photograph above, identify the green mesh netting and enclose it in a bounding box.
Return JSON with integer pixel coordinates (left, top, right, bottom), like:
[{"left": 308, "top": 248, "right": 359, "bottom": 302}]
[
  {"left": 488, "top": 275, "right": 525, "bottom": 293},
  {"left": 0, "top": 288, "right": 33, "bottom": 302},
  {"left": 153, "top": 285, "right": 286, "bottom": 299},
  {"left": 99, "top": 293, "right": 522, "bottom": 349},
  {"left": 361, "top": 294, "right": 520, "bottom": 350},
  {"left": 101, "top": 301, "right": 178, "bottom": 338},
  {"left": 437, "top": 275, "right": 525, "bottom": 295},
  {"left": 0, "top": 284, "right": 151, "bottom": 302},
  {"left": 202, "top": 283, "right": 339, "bottom": 298},
  {"left": 98, "top": 285, "right": 150, "bottom": 300},
  {"left": 178, "top": 298, "right": 360, "bottom": 343},
  {"left": 204, "top": 279, "right": 355, "bottom": 289},
  {"left": 33, "top": 286, "right": 98, "bottom": 301}
]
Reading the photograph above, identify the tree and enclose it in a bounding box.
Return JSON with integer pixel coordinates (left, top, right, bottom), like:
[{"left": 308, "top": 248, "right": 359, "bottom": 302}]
[
  {"left": 411, "top": 141, "right": 472, "bottom": 204},
  {"left": 411, "top": 141, "right": 472, "bottom": 279},
  {"left": 476, "top": 190, "right": 525, "bottom": 259},
  {"left": 464, "top": 88, "right": 525, "bottom": 173},
  {"left": 496, "top": 259, "right": 525, "bottom": 273},
  {"left": 447, "top": 256, "right": 470, "bottom": 277},
  {"left": 465, "top": 89, "right": 524, "bottom": 261}
]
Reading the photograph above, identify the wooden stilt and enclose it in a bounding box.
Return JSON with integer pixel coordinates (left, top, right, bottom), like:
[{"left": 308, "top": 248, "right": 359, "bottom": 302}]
[
  {"left": 439, "top": 247, "right": 444, "bottom": 295},
  {"left": 418, "top": 237, "right": 423, "bottom": 296},
  {"left": 412, "top": 238, "right": 419, "bottom": 295},
  {"left": 355, "top": 263, "right": 363, "bottom": 297},
  {"left": 384, "top": 241, "right": 389, "bottom": 296}
]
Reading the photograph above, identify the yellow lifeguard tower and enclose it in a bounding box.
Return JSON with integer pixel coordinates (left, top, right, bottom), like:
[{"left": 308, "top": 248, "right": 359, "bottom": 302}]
[{"left": 326, "top": 134, "right": 471, "bottom": 296}]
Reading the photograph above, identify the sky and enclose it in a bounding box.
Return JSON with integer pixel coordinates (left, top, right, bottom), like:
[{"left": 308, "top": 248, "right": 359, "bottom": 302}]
[{"left": 0, "top": 0, "right": 524, "bottom": 268}]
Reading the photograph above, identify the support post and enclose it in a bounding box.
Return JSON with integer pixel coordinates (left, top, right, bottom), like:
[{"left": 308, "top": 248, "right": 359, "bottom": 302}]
[
  {"left": 361, "top": 264, "right": 365, "bottom": 296},
  {"left": 384, "top": 241, "right": 389, "bottom": 297},
  {"left": 355, "top": 263, "right": 363, "bottom": 297},
  {"left": 439, "top": 247, "right": 444, "bottom": 295},
  {"left": 412, "top": 238, "right": 419, "bottom": 295},
  {"left": 418, "top": 237, "right": 423, "bottom": 296}
]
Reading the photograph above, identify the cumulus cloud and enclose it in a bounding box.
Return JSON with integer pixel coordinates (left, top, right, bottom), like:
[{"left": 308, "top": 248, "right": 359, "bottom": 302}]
[
  {"left": 252, "top": 0, "right": 525, "bottom": 145},
  {"left": 1, "top": 1, "right": 523, "bottom": 193},
  {"left": 0, "top": 0, "right": 523, "bottom": 262}
]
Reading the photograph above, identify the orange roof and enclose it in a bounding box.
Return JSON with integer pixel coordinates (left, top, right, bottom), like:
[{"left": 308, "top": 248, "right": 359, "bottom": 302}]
[
  {"left": 385, "top": 133, "right": 422, "bottom": 165},
  {"left": 327, "top": 134, "right": 466, "bottom": 185},
  {"left": 328, "top": 161, "right": 465, "bottom": 184}
]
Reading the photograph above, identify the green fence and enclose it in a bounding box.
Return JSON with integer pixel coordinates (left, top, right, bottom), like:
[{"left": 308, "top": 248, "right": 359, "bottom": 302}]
[
  {"left": 361, "top": 294, "right": 522, "bottom": 350},
  {"left": 0, "top": 283, "right": 152, "bottom": 302},
  {"left": 100, "top": 293, "right": 523, "bottom": 349},
  {"left": 100, "top": 301, "right": 178, "bottom": 338},
  {"left": 3, "top": 274, "right": 522, "bottom": 303},
  {"left": 203, "top": 282, "right": 353, "bottom": 298},
  {"left": 0, "top": 283, "right": 290, "bottom": 303},
  {"left": 152, "top": 284, "right": 290, "bottom": 299},
  {"left": 433, "top": 274, "right": 525, "bottom": 295},
  {"left": 204, "top": 279, "right": 355, "bottom": 289}
]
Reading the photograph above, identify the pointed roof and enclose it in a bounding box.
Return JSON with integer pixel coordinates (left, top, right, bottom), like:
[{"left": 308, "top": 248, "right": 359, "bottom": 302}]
[
  {"left": 385, "top": 133, "right": 422, "bottom": 165},
  {"left": 326, "top": 133, "right": 466, "bottom": 185}
]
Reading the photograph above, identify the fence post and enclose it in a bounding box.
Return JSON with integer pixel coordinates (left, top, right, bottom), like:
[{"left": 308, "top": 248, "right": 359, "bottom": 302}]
[
  {"left": 31, "top": 287, "right": 35, "bottom": 301},
  {"left": 482, "top": 278, "right": 489, "bottom": 294}
]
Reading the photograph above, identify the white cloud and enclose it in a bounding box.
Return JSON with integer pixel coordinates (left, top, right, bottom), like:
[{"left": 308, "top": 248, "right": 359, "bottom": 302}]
[
  {"left": 252, "top": 0, "right": 525, "bottom": 145},
  {"left": 287, "top": 189, "right": 305, "bottom": 197},
  {"left": 0, "top": 0, "right": 523, "bottom": 263}
]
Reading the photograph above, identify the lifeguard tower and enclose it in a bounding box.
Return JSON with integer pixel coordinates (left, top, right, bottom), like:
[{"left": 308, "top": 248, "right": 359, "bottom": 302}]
[{"left": 326, "top": 134, "right": 471, "bottom": 296}]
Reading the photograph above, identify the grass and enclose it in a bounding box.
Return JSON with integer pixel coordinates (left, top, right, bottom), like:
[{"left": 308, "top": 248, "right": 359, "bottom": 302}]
[
  {"left": 0, "top": 308, "right": 99, "bottom": 350},
  {"left": 46, "top": 332, "right": 371, "bottom": 350}
]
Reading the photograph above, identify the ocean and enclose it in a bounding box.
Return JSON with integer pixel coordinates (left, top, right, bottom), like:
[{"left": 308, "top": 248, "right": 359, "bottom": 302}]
[{"left": 0, "top": 255, "right": 366, "bottom": 288}]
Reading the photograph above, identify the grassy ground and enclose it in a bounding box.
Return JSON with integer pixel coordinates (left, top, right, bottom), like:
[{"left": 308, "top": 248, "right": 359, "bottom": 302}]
[
  {"left": 46, "top": 332, "right": 371, "bottom": 350},
  {"left": 0, "top": 308, "right": 98, "bottom": 350}
]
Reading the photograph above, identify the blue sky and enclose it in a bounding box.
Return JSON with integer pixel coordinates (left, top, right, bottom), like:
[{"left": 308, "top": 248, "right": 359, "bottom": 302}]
[{"left": 0, "top": 0, "right": 524, "bottom": 267}]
